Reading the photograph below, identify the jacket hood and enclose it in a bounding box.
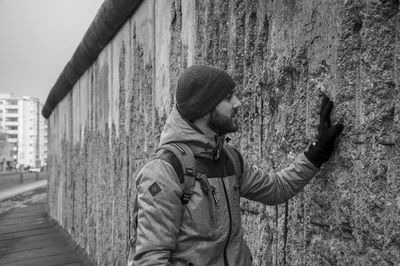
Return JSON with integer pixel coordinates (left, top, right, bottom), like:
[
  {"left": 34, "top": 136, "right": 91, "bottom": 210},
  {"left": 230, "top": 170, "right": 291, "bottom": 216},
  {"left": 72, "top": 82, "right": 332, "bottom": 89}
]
[{"left": 159, "top": 106, "right": 223, "bottom": 158}]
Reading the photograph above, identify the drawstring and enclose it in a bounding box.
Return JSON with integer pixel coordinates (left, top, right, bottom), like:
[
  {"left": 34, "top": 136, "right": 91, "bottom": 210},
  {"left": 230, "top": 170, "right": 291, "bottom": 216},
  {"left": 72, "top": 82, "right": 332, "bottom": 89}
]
[
  {"left": 213, "top": 135, "right": 230, "bottom": 161},
  {"left": 213, "top": 135, "right": 224, "bottom": 161}
]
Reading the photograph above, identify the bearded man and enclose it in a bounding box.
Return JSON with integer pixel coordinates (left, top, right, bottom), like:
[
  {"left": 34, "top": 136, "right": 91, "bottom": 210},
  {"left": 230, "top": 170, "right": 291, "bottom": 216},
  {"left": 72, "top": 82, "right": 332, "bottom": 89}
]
[{"left": 129, "top": 65, "right": 343, "bottom": 265}]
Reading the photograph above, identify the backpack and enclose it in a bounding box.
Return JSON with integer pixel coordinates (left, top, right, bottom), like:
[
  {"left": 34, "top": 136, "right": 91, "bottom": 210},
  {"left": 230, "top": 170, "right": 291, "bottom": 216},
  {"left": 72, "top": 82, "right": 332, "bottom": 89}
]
[
  {"left": 127, "top": 142, "right": 243, "bottom": 265},
  {"left": 155, "top": 142, "right": 242, "bottom": 204}
]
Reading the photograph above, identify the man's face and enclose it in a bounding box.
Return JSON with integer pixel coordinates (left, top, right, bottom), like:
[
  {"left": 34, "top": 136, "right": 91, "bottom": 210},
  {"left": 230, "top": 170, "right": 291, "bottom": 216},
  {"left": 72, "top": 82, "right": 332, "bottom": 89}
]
[{"left": 207, "top": 93, "right": 242, "bottom": 134}]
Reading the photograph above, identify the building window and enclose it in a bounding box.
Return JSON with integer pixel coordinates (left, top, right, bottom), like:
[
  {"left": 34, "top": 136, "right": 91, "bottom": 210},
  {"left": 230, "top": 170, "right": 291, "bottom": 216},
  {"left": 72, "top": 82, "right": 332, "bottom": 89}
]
[
  {"left": 6, "top": 100, "right": 18, "bottom": 105},
  {"left": 6, "top": 109, "right": 18, "bottom": 114},
  {"left": 7, "top": 126, "right": 18, "bottom": 130},
  {"left": 7, "top": 134, "right": 17, "bottom": 139},
  {"left": 6, "top": 117, "right": 18, "bottom": 122}
]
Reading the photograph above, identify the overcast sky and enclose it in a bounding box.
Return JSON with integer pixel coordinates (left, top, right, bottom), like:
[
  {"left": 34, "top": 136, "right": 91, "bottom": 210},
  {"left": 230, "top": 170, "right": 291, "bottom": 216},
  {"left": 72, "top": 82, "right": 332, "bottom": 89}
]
[{"left": 0, "top": 0, "right": 104, "bottom": 105}]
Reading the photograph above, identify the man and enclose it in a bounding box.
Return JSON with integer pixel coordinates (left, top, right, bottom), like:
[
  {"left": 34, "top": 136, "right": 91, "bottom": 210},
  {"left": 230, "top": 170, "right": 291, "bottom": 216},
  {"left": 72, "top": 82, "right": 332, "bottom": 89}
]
[{"left": 129, "top": 65, "right": 343, "bottom": 265}]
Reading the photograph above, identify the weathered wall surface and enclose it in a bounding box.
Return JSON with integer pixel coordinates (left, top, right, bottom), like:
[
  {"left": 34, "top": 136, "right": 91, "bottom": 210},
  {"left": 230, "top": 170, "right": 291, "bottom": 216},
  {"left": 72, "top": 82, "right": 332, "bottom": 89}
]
[{"left": 47, "top": 0, "right": 400, "bottom": 265}]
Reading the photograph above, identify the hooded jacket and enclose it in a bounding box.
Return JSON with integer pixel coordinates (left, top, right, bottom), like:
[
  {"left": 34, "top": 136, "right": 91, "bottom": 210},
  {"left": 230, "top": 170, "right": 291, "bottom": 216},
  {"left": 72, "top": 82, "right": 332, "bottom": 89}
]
[{"left": 129, "top": 107, "right": 319, "bottom": 266}]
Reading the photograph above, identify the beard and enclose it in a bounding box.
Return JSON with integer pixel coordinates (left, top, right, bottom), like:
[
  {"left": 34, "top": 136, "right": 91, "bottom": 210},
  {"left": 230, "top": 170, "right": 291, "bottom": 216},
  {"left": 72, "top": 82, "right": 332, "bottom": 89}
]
[{"left": 207, "top": 108, "right": 239, "bottom": 134}]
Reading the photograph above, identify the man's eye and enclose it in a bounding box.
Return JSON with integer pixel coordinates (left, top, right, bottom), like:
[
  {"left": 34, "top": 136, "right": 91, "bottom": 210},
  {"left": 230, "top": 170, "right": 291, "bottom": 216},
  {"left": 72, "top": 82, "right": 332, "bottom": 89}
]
[{"left": 226, "top": 94, "right": 233, "bottom": 99}]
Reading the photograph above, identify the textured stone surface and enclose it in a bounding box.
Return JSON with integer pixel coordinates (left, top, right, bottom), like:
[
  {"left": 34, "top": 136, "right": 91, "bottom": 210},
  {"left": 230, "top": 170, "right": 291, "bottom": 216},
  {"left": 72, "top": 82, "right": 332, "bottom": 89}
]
[{"left": 46, "top": 0, "right": 400, "bottom": 265}]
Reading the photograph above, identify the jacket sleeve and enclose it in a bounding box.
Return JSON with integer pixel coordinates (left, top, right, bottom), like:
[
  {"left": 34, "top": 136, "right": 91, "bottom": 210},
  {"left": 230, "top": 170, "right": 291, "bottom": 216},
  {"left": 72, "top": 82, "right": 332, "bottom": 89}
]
[
  {"left": 239, "top": 153, "right": 319, "bottom": 205},
  {"left": 132, "top": 159, "right": 183, "bottom": 265}
]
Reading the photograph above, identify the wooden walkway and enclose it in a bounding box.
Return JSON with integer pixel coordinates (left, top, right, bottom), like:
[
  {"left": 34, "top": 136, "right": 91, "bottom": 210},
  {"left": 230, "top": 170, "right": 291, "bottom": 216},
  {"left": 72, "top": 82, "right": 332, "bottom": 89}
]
[{"left": 0, "top": 199, "right": 90, "bottom": 266}]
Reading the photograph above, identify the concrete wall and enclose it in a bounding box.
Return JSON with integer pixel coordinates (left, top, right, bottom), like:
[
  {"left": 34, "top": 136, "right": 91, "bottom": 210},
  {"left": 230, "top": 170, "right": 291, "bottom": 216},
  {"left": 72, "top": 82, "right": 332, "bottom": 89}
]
[{"left": 47, "top": 0, "right": 400, "bottom": 265}]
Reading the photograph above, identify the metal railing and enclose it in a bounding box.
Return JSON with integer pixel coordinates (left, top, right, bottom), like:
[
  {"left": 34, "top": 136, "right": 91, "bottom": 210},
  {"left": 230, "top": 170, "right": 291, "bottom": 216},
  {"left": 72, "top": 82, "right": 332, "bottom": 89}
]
[{"left": 0, "top": 171, "right": 47, "bottom": 191}]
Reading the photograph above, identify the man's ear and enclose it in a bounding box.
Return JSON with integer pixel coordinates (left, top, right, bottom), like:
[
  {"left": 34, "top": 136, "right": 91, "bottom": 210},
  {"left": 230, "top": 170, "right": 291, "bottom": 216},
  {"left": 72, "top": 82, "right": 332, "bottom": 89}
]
[
  {"left": 203, "top": 112, "right": 211, "bottom": 121},
  {"left": 193, "top": 112, "right": 210, "bottom": 130},
  {"left": 195, "top": 112, "right": 210, "bottom": 123},
  {"left": 193, "top": 110, "right": 217, "bottom": 135}
]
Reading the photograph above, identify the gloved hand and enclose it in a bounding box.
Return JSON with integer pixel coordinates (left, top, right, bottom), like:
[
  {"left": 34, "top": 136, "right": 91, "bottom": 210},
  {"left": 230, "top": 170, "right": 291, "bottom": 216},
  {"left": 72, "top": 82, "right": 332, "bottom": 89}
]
[{"left": 304, "top": 95, "right": 344, "bottom": 167}]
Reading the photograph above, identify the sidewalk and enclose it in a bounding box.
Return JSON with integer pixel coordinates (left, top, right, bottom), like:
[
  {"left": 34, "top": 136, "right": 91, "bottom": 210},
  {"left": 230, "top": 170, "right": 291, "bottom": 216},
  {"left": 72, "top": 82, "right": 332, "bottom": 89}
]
[
  {"left": 0, "top": 180, "right": 91, "bottom": 265},
  {"left": 0, "top": 199, "right": 89, "bottom": 265},
  {"left": 0, "top": 179, "right": 47, "bottom": 202}
]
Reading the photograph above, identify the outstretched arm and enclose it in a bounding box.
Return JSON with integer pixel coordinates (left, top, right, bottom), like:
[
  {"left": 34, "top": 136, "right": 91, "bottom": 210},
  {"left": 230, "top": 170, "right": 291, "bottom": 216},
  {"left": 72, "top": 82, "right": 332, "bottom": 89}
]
[{"left": 239, "top": 153, "right": 318, "bottom": 205}]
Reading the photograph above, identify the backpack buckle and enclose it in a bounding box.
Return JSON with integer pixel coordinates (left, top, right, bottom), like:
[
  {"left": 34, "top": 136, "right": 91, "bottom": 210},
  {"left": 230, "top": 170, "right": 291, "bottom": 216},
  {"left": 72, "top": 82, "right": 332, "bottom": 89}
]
[
  {"left": 195, "top": 174, "right": 210, "bottom": 193},
  {"left": 185, "top": 168, "right": 194, "bottom": 176},
  {"left": 181, "top": 193, "right": 191, "bottom": 204}
]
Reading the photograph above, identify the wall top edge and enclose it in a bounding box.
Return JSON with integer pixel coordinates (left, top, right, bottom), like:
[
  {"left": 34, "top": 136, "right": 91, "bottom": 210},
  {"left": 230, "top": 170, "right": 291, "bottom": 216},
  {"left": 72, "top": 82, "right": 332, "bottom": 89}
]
[{"left": 41, "top": 0, "right": 144, "bottom": 119}]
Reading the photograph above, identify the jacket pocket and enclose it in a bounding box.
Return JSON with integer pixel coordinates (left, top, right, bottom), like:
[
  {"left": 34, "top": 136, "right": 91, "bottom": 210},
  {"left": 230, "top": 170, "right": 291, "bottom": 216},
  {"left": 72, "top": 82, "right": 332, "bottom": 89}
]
[{"left": 182, "top": 180, "right": 221, "bottom": 239}]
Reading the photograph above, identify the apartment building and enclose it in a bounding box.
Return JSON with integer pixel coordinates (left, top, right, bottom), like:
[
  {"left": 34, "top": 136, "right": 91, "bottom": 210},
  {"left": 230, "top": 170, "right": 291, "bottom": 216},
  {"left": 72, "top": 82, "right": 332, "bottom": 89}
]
[{"left": 0, "top": 93, "right": 48, "bottom": 169}]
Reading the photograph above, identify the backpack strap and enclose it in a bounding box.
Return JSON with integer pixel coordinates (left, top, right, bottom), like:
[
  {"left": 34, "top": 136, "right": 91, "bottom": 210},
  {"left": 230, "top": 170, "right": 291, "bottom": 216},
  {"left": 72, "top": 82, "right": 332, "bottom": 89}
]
[
  {"left": 156, "top": 143, "right": 196, "bottom": 204},
  {"left": 223, "top": 143, "right": 242, "bottom": 183}
]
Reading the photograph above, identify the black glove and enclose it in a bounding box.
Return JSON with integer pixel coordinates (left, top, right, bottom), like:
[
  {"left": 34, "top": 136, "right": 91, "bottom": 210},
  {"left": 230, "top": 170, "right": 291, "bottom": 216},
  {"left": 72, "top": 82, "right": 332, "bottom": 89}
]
[{"left": 304, "top": 95, "right": 344, "bottom": 168}]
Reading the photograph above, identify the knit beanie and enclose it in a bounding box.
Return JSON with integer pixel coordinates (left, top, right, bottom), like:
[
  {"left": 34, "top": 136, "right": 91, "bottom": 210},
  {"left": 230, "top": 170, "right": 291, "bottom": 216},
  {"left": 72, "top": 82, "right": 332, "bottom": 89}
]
[{"left": 175, "top": 65, "right": 236, "bottom": 121}]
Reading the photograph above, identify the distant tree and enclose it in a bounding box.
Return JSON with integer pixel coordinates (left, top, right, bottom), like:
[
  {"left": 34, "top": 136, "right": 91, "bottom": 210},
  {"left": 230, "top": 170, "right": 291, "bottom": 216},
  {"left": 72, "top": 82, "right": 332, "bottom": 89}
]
[
  {"left": 0, "top": 132, "right": 13, "bottom": 161},
  {"left": 0, "top": 132, "right": 6, "bottom": 142},
  {"left": 0, "top": 132, "right": 7, "bottom": 155}
]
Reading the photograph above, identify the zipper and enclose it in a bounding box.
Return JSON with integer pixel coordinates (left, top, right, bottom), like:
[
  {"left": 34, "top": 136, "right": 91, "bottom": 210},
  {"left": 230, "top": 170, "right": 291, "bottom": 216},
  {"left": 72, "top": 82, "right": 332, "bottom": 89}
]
[
  {"left": 233, "top": 184, "right": 238, "bottom": 201},
  {"left": 221, "top": 178, "right": 232, "bottom": 266},
  {"left": 210, "top": 186, "right": 220, "bottom": 204}
]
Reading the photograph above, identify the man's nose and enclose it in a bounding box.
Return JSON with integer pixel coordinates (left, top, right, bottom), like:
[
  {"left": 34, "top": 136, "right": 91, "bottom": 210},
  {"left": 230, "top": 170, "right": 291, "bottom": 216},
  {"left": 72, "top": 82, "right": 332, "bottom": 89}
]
[{"left": 232, "top": 95, "right": 242, "bottom": 108}]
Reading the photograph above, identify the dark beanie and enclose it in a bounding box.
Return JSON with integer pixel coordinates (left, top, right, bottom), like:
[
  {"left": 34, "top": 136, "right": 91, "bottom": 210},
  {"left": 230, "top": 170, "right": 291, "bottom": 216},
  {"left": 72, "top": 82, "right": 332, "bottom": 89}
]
[{"left": 175, "top": 65, "right": 236, "bottom": 121}]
